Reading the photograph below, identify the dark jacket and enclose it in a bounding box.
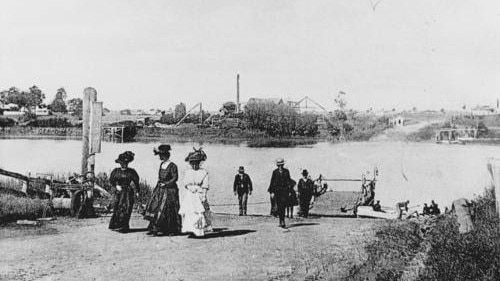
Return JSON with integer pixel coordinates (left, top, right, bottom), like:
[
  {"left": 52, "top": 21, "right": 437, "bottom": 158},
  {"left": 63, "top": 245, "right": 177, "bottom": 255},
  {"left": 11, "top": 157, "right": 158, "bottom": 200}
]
[
  {"left": 233, "top": 173, "right": 253, "bottom": 194},
  {"left": 268, "top": 168, "right": 292, "bottom": 195},
  {"left": 298, "top": 178, "right": 314, "bottom": 195}
]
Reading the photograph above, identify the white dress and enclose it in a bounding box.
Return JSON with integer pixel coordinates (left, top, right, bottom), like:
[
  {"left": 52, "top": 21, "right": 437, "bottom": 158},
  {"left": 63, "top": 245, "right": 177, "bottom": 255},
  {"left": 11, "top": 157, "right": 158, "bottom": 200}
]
[{"left": 178, "top": 168, "right": 213, "bottom": 236}]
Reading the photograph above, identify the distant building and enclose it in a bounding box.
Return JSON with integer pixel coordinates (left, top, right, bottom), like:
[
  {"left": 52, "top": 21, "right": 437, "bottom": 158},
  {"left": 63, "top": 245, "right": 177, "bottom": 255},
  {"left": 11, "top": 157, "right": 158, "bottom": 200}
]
[
  {"left": 35, "top": 107, "right": 51, "bottom": 116},
  {"left": 0, "top": 103, "right": 19, "bottom": 111},
  {"left": 471, "top": 105, "right": 498, "bottom": 116}
]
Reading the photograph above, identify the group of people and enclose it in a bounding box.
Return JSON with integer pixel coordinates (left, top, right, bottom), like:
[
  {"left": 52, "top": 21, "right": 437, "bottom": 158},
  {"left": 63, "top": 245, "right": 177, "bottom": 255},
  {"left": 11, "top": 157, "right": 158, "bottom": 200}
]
[
  {"left": 107, "top": 144, "right": 320, "bottom": 235},
  {"left": 396, "top": 199, "right": 442, "bottom": 219},
  {"left": 422, "top": 200, "right": 441, "bottom": 216},
  {"left": 108, "top": 145, "right": 212, "bottom": 237}
]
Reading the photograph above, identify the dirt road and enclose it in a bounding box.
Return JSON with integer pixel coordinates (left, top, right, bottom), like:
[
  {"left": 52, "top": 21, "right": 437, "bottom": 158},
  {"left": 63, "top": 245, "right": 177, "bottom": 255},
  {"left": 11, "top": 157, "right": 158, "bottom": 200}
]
[
  {"left": 370, "top": 121, "right": 437, "bottom": 142},
  {"left": 1, "top": 214, "right": 378, "bottom": 281}
]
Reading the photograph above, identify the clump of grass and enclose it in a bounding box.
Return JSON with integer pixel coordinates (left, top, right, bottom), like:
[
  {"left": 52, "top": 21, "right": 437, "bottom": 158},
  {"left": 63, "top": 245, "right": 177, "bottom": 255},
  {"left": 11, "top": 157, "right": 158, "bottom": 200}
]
[
  {"left": 0, "top": 194, "right": 50, "bottom": 223},
  {"left": 346, "top": 221, "right": 424, "bottom": 281},
  {"left": 406, "top": 122, "right": 448, "bottom": 142}
]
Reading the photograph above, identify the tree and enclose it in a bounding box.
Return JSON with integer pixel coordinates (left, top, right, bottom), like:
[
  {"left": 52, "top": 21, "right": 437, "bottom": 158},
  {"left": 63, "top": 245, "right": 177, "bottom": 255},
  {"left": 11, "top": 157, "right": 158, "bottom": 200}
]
[
  {"left": 67, "top": 98, "right": 83, "bottom": 118},
  {"left": 2, "top": 85, "right": 45, "bottom": 110},
  {"left": 174, "top": 103, "right": 186, "bottom": 122},
  {"left": 50, "top": 88, "right": 68, "bottom": 113},
  {"left": 27, "top": 85, "right": 45, "bottom": 108}
]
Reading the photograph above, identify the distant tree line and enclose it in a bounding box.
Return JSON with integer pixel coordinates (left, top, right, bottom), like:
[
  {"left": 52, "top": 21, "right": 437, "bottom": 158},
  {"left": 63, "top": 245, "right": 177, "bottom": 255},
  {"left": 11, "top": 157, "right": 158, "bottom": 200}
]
[
  {"left": 244, "top": 101, "right": 319, "bottom": 137},
  {"left": 0, "top": 86, "right": 83, "bottom": 118}
]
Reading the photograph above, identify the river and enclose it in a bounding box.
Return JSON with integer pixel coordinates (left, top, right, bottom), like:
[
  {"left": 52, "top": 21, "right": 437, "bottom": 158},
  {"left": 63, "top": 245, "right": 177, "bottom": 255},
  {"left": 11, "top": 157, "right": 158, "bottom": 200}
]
[{"left": 0, "top": 138, "right": 498, "bottom": 215}]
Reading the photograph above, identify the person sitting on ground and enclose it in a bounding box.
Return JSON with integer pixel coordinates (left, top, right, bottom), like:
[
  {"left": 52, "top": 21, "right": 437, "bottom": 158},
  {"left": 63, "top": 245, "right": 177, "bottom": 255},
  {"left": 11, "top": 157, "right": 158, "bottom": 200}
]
[
  {"left": 372, "top": 200, "right": 383, "bottom": 212},
  {"left": 396, "top": 200, "right": 410, "bottom": 219},
  {"left": 422, "top": 203, "right": 431, "bottom": 216},
  {"left": 430, "top": 200, "right": 441, "bottom": 215}
]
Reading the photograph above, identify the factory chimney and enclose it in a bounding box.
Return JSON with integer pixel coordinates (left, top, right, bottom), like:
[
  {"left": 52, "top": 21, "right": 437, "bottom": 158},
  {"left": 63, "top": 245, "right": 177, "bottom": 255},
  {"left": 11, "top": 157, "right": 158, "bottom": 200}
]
[{"left": 236, "top": 73, "right": 240, "bottom": 113}]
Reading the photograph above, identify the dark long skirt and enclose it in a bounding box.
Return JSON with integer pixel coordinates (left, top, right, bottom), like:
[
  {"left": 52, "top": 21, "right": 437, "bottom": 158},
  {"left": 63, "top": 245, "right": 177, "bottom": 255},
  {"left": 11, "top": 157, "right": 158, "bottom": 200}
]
[
  {"left": 109, "top": 187, "right": 134, "bottom": 230},
  {"left": 144, "top": 186, "right": 181, "bottom": 234}
]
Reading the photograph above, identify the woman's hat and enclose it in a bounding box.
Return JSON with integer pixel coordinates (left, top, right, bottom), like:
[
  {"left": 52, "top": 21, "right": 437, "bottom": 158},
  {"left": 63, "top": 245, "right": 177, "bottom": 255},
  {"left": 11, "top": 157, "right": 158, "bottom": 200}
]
[
  {"left": 238, "top": 166, "right": 245, "bottom": 172},
  {"left": 115, "top": 151, "right": 135, "bottom": 164},
  {"left": 185, "top": 147, "right": 207, "bottom": 163},
  {"left": 302, "top": 169, "right": 308, "bottom": 176},
  {"left": 154, "top": 144, "right": 171, "bottom": 155},
  {"left": 276, "top": 158, "right": 285, "bottom": 166}
]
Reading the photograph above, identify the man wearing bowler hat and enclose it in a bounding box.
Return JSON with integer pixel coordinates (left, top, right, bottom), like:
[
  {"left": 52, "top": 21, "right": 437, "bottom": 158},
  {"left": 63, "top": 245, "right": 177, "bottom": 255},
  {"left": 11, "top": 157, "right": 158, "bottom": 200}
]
[
  {"left": 233, "top": 166, "right": 253, "bottom": 216},
  {"left": 268, "top": 158, "right": 293, "bottom": 228}
]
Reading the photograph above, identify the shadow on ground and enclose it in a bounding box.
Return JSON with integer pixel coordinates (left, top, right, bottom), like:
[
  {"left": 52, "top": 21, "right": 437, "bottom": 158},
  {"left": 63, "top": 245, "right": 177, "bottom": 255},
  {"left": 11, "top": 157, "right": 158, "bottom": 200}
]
[{"left": 189, "top": 229, "right": 256, "bottom": 239}]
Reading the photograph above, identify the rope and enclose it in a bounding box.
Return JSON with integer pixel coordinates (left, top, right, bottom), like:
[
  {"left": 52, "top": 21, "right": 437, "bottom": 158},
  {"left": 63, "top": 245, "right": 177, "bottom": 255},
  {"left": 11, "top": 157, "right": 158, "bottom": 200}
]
[{"left": 210, "top": 201, "right": 269, "bottom": 207}]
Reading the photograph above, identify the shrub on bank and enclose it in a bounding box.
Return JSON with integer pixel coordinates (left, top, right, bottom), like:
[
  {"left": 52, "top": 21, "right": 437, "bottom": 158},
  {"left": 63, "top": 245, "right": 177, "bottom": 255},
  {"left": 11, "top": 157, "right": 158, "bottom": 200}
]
[
  {"left": 0, "top": 194, "right": 49, "bottom": 223},
  {"left": 0, "top": 117, "right": 16, "bottom": 127},
  {"left": 418, "top": 188, "right": 500, "bottom": 281},
  {"left": 27, "top": 116, "right": 74, "bottom": 127},
  {"left": 348, "top": 187, "right": 500, "bottom": 281}
]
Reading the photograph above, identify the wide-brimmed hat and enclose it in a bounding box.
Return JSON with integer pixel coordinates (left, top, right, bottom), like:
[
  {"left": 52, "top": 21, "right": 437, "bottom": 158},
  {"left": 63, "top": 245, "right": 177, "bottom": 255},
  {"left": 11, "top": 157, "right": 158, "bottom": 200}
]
[
  {"left": 276, "top": 158, "right": 285, "bottom": 166},
  {"left": 302, "top": 169, "right": 308, "bottom": 176},
  {"left": 238, "top": 166, "right": 245, "bottom": 172},
  {"left": 185, "top": 147, "right": 207, "bottom": 163},
  {"left": 115, "top": 151, "right": 135, "bottom": 164},
  {"left": 154, "top": 144, "right": 171, "bottom": 155}
]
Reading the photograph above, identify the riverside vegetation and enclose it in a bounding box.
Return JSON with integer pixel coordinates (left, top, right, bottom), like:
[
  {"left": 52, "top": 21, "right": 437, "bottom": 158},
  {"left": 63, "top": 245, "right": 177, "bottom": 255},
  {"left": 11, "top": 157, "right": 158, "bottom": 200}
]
[
  {"left": 347, "top": 187, "right": 499, "bottom": 281},
  {"left": 0, "top": 173, "right": 154, "bottom": 224}
]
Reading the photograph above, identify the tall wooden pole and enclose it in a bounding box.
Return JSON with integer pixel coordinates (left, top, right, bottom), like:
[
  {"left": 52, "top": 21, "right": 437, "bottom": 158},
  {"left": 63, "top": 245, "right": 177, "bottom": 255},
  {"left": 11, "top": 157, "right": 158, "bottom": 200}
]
[{"left": 81, "top": 87, "right": 97, "bottom": 174}]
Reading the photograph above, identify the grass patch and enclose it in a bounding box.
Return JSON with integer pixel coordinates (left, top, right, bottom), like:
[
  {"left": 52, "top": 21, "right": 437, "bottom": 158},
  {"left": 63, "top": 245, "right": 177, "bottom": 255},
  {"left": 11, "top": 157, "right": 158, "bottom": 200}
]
[
  {"left": 406, "top": 122, "right": 447, "bottom": 142},
  {"left": 0, "top": 194, "right": 50, "bottom": 223}
]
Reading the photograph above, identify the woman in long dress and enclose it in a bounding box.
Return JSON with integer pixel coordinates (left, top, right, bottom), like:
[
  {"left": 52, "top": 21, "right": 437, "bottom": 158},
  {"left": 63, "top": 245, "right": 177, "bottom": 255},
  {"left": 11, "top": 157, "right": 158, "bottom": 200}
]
[
  {"left": 144, "top": 144, "right": 181, "bottom": 236},
  {"left": 109, "top": 151, "right": 140, "bottom": 232},
  {"left": 179, "top": 148, "right": 213, "bottom": 237}
]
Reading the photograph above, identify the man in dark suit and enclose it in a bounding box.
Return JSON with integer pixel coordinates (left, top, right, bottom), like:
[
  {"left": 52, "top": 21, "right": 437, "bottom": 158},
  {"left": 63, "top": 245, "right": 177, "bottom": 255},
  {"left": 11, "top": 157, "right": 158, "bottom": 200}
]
[
  {"left": 233, "top": 166, "right": 253, "bottom": 216},
  {"left": 268, "top": 158, "right": 292, "bottom": 228}
]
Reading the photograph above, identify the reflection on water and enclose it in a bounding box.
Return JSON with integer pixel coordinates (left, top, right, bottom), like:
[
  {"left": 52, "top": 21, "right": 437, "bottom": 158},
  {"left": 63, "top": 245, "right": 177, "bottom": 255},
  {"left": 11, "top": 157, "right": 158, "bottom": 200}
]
[{"left": 1, "top": 139, "right": 498, "bottom": 215}]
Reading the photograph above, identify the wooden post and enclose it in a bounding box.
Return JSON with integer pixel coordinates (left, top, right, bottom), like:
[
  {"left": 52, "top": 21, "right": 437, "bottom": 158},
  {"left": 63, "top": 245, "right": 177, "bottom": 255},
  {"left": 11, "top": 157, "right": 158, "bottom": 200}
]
[
  {"left": 81, "top": 87, "right": 97, "bottom": 174},
  {"left": 487, "top": 159, "right": 500, "bottom": 227}
]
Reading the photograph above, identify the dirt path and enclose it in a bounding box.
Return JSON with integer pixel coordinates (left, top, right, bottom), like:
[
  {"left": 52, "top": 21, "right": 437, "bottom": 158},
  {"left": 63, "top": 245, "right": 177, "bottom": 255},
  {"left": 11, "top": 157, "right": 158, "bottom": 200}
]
[
  {"left": 370, "top": 121, "right": 436, "bottom": 142},
  {"left": 0, "top": 214, "right": 379, "bottom": 281}
]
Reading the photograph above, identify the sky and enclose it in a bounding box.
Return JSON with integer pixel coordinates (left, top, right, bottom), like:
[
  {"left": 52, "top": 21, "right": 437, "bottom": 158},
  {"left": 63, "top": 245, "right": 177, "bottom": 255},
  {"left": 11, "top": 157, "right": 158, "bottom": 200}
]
[{"left": 1, "top": 0, "right": 499, "bottom": 111}]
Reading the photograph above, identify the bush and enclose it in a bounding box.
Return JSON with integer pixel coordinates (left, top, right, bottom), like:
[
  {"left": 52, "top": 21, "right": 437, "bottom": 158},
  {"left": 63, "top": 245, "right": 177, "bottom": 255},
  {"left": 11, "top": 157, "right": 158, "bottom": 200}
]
[
  {"left": 28, "top": 117, "right": 73, "bottom": 127},
  {"left": 0, "top": 117, "right": 16, "bottom": 127},
  {"left": 418, "top": 188, "right": 500, "bottom": 281},
  {"left": 244, "top": 101, "right": 319, "bottom": 137},
  {"left": 0, "top": 194, "right": 49, "bottom": 223}
]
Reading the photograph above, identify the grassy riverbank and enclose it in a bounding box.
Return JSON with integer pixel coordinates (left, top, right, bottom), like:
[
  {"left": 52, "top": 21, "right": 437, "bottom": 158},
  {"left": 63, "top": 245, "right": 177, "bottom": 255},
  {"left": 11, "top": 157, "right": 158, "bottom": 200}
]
[
  {"left": 348, "top": 187, "right": 499, "bottom": 281},
  {"left": 0, "top": 194, "right": 49, "bottom": 223}
]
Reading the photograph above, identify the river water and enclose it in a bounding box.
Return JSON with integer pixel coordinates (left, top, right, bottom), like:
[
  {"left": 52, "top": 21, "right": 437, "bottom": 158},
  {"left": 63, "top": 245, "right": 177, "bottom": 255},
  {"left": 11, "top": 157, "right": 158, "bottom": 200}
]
[{"left": 1, "top": 138, "right": 498, "bottom": 215}]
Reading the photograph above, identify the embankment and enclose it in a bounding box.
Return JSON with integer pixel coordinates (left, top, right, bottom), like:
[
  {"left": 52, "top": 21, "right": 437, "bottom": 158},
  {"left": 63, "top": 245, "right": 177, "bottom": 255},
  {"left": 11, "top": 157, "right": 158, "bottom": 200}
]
[
  {"left": 0, "top": 126, "right": 81, "bottom": 139},
  {"left": 347, "top": 187, "right": 500, "bottom": 281}
]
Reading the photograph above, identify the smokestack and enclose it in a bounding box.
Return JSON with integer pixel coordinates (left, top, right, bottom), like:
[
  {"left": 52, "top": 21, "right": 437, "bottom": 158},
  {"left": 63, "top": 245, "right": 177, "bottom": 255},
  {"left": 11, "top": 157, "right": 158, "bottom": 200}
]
[{"left": 236, "top": 73, "right": 240, "bottom": 113}]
